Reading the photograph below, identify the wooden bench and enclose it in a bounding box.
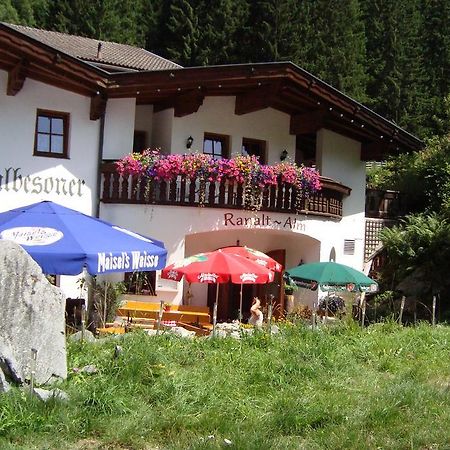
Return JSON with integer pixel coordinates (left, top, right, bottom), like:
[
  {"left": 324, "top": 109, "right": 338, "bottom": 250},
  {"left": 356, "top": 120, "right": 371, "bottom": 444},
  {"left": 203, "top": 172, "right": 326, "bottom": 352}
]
[{"left": 117, "top": 301, "right": 211, "bottom": 325}]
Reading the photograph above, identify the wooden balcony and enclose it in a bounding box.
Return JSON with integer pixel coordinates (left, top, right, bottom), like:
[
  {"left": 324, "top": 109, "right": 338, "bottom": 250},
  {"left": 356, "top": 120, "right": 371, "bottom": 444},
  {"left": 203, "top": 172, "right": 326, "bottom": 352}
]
[
  {"left": 365, "top": 189, "right": 409, "bottom": 219},
  {"left": 100, "top": 163, "right": 351, "bottom": 219}
]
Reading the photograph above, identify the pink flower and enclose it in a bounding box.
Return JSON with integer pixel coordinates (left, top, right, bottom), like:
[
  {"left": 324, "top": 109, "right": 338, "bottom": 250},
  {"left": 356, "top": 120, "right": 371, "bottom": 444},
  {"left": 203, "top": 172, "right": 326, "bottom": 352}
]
[{"left": 116, "top": 149, "right": 321, "bottom": 194}]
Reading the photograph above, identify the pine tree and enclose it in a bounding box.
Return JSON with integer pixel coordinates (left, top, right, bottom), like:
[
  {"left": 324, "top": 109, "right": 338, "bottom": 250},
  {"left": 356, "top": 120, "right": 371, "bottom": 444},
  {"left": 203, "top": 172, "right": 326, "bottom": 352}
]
[
  {"left": 420, "top": 0, "right": 450, "bottom": 136},
  {"left": 362, "top": 0, "right": 427, "bottom": 135},
  {"left": 295, "top": 0, "right": 368, "bottom": 101},
  {"left": 98, "top": 0, "right": 146, "bottom": 46},
  {"left": 49, "top": 0, "right": 100, "bottom": 36},
  {"left": 159, "top": 0, "right": 200, "bottom": 66},
  {"left": 0, "top": 0, "right": 49, "bottom": 26},
  {"left": 142, "top": 0, "right": 164, "bottom": 52},
  {"left": 0, "top": 0, "right": 20, "bottom": 22},
  {"left": 11, "top": 0, "right": 35, "bottom": 24},
  {"left": 195, "top": 0, "right": 249, "bottom": 65},
  {"left": 238, "top": 0, "right": 300, "bottom": 63},
  {"left": 48, "top": 0, "right": 146, "bottom": 46},
  {"left": 30, "top": 0, "right": 50, "bottom": 28}
]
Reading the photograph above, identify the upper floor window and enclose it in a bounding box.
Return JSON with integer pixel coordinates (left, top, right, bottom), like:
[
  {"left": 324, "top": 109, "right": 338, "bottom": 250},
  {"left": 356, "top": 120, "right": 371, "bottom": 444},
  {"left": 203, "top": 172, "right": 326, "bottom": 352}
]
[
  {"left": 133, "top": 130, "right": 147, "bottom": 153},
  {"left": 242, "top": 137, "right": 266, "bottom": 164},
  {"left": 34, "top": 109, "right": 69, "bottom": 158},
  {"left": 203, "top": 133, "right": 229, "bottom": 159},
  {"left": 296, "top": 134, "right": 316, "bottom": 167}
]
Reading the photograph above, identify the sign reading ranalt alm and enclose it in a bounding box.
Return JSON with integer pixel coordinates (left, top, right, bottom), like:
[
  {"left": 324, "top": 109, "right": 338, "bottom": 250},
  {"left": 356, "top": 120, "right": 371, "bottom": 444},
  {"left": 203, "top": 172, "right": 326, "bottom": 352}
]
[
  {"left": 223, "top": 212, "right": 306, "bottom": 232},
  {"left": 0, "top": 167, "right": 85, "bottom": 197}
]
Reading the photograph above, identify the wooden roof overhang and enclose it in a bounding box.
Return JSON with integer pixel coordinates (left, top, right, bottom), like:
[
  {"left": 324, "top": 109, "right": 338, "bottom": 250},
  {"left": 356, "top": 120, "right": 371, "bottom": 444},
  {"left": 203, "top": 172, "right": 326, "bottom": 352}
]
[
  {"left": 109, "top": 63, "right": 423, "bottom": 159},
  {"left": 0, "top": 22, "right": 422, "bottom": 159},
  {"left": 0, "top": 23, "right": 110, "bottom": 120}
]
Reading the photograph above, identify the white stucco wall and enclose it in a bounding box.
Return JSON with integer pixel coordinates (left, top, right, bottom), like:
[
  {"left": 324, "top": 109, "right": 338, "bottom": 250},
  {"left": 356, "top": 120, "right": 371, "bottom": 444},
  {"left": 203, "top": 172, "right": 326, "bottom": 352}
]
[
  {"left": 162, "top": 96, "right": 294, "bottom": 161},
  {"left": 1, "top": 69, "right": 368, "bottom": 305},
  {"left": 316, "top": 129, "right": 366, "bottom": 266},
  {"left": 134, "top": 104, "right": 153, "bottom": 149},
  {"left": 100, "top": 203, "right": 363, "bottom": 307},
  {"left": 151, "top": 109, "right": 173, "bottom": 153},
  {"left": 103, "top": 98, "right": 136, "bottom": 159},
  {"left": 100, "top": 120, "right": 368, "bottom": 309},
  {"left": 0, "top": 69, "right": 105, "bottom": 298},
  {"left": 0, "top": 70, "right": 99, "bottom": 215}
]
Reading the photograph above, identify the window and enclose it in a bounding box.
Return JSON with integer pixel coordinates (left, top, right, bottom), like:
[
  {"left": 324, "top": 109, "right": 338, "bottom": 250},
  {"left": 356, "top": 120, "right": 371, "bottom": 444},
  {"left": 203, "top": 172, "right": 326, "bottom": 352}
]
[
  {"left": 124, "top": 271, "right": 156, "bottom": 295},
  {"left": 34, "top": 109, "right": 69, "bottom": 158},
  {"left": 296, "top": 134, "right": 316, "bottom": 167},
  {"left": 203, "top": 133, "right": 229, "bottom": 159},
  {"left": 242, "top": 138, "right": 266, "bottom": 164},
  {"left": 45, "top": 274, "right": 60, "bottom": 287},
  {"left": 133, "top": 130, "right": 147, "bottom": 153}
]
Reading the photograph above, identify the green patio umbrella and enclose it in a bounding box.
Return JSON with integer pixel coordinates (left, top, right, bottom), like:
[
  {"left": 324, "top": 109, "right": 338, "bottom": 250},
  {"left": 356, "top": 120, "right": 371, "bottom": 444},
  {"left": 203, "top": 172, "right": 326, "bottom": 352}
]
[{"left": 286, "top": 261, "right": 378, "bottom": 293}]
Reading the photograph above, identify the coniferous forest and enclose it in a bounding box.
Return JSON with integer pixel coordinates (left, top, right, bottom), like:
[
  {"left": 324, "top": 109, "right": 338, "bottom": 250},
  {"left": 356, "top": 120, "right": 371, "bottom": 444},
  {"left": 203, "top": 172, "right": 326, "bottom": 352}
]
[{"left": 1, "top": 0, "right": 449, "bottom": 140}]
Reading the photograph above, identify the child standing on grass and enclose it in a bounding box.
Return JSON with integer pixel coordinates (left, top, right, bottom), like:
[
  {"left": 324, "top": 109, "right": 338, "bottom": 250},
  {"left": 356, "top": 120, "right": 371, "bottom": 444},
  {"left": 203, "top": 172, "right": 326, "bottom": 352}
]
[{"left": 248, "top": 297, "right": 263, "bottom": 327}]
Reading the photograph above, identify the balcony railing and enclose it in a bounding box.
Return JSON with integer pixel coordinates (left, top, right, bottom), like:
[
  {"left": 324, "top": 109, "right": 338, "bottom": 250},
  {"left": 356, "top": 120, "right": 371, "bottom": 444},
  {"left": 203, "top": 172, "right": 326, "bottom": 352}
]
[
  {"left": 100, "top": 163, "right": 351, "bottom": 219},
  {"left": 365, "top": 189, "right": 409, "bottom": 219}
]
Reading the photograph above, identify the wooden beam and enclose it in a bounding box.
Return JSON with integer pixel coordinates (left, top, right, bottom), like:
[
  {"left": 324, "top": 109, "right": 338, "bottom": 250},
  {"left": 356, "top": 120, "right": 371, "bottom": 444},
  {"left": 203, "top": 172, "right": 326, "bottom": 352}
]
[
  {"left": 290, "top": 109, "right": 326, "bottom": 135},
  {"left": 361, "top": 141, "right": 392, "bottom": 161},
  {"left": 154, "top": 90, "right": 205, "bottom": 117},
  {"left": 234, "top": 83, "right": 281, "bottom": 115},
  {"left": 174, "top": 90, "right": 204, "bottom": 117},
  {"left": 7, "top": 58, "right": 28, "bottom": 96},
  {"left": 90, "top": 91, "right": 107, "bottom": 120}
]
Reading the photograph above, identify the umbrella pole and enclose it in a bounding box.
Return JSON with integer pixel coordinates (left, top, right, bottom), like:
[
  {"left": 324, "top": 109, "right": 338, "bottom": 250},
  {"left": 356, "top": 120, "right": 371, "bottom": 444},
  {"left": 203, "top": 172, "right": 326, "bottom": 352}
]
[
  {"left": 103, "top": 282, "right": 109, "bottom": 328},
  {"left": 212, "top": 285, "right": 219, "bottom": 337},
  {"left": 239, "top": 283, "right": 243, "bottom": 323},
  {"left": 361, "top": 292, "right": 367, "bottom": 327},
  {"left": 312, "top": 300, "right": 317, "bottom": 330},
  {"left": 157, "top": 300, "right": 164, "bottom": 335}
]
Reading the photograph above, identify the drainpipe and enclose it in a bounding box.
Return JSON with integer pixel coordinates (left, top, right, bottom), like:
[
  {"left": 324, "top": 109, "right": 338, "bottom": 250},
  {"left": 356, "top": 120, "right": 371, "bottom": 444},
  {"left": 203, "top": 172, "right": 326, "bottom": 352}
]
[{"left": 95, "top": 113, "right": 105, "bottom": 218}]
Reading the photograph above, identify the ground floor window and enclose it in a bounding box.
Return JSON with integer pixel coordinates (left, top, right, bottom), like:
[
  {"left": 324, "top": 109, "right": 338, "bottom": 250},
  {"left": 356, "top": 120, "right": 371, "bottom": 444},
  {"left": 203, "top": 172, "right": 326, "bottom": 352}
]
[
  {"left": 45, "top": 274, "right": 60, "bottom": 287},
  {"left": 124, "top": 271, "right": 156, "bottom": 295}
]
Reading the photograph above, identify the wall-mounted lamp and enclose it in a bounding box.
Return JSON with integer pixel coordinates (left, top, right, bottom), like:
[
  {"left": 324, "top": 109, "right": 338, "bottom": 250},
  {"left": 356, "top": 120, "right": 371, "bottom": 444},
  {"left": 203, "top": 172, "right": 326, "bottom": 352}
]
[
  {"left": 280, "top": 149, "right": 288, "bottom": 161},
  {"left": 186, "top": 135, "right": 194, "bottom": 149}
]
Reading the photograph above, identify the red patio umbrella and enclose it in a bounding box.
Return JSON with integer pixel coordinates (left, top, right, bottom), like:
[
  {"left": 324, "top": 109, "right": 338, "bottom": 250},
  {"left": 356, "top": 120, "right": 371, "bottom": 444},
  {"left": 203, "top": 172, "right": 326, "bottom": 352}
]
[
  {"left": 219, "top": 246, "right": 283, "bottom": 321},
  {"left": 219, "top": 246, "right": 283, "bottom": 272},
  {"left": 161, "top": 249, "right": 275, "bottom": 333}
]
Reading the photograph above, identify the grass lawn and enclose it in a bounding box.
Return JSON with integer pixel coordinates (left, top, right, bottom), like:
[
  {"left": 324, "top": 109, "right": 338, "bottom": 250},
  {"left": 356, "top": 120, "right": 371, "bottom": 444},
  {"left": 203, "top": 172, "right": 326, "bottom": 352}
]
[{"left": 1, "top": 322, "right": 449, "bottom": 449}]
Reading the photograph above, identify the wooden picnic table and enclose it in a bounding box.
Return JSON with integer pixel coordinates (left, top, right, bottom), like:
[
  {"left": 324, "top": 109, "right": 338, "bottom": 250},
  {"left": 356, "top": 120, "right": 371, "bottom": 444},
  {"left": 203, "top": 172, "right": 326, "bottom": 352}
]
[{"left": 117, "top": 300, "right": 211, "bottom": 325}]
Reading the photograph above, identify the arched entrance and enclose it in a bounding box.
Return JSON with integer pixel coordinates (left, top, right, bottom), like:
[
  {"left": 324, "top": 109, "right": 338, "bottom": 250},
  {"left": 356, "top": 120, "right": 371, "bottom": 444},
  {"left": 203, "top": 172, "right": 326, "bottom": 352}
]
[{"left": 184, "top": 228, "right": 320, "bottom": 322}]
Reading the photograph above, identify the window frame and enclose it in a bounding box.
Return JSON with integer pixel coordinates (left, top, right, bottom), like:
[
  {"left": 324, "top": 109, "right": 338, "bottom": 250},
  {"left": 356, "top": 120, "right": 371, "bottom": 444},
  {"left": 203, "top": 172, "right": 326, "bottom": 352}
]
[
  {"left": 203, "top": 132, "right": 230, "bottom": 159},
  {"left": 124, "top": 271, "right": 157, "bottom": 296},
  {"left": 242, "top": 137, "right": 267, "bottom": 164},
  {"left": 133, "top": 130, "right": 147, "bottom": 153},
  {"left": 33, "top": 109, "right": 70, "bottom": 159}
]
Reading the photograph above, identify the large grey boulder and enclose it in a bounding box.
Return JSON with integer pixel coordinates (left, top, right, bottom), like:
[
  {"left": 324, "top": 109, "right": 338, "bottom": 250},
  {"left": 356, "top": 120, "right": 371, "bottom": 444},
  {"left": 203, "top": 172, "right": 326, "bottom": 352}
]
[
  {"left": 0, "top": 367, "right": 10, "bottom": 393},
  {"left": 68, "top": 330, "right": 96, "bottom": 342},
  {"left": 0, "top": 241, "right": 67, "bottom": 386},
  {"left": 32, "top": 387, "right": 69, "bottom": 402}
]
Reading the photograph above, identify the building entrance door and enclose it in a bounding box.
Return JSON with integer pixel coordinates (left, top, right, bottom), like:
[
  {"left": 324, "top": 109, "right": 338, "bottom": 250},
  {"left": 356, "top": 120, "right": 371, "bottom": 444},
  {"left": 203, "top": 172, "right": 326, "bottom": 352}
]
[
  {"left": 256, "top": 249, "right": 285, "bottom": 318},
  {"left": 207, "top": 248, "right": 285, "bottom": 322}
]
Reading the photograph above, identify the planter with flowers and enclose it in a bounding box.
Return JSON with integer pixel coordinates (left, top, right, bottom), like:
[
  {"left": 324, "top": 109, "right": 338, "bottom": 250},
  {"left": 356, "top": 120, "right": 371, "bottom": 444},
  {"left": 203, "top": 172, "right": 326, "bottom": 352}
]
[{"left": 116, "top": 149, "right": 321, "bottom": 212}]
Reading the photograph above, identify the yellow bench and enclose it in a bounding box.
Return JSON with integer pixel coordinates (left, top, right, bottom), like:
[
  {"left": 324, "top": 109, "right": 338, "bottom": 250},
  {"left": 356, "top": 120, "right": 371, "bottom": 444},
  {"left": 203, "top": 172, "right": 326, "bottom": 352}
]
[
  {"left": 97, "top": 326, "right": 126, "bottom": 335},
  {"left": 117, "top": 300, "right": 211, "bottom": 325}
]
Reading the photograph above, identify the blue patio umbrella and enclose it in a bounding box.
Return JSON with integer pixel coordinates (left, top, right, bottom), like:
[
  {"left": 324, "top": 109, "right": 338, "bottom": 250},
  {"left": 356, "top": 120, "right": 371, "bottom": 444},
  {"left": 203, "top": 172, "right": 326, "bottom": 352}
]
[{"left": 0, "top": 201, "right": 167, "bottom": 275}]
